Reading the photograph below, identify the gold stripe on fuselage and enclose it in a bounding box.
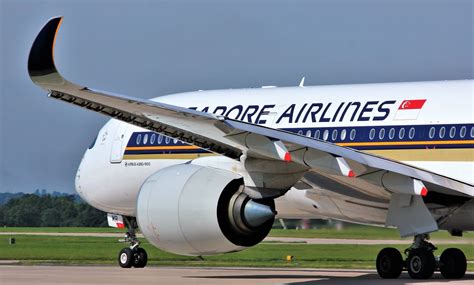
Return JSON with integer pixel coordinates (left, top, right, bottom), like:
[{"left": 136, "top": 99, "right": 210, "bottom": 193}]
[
  {"left": 123, "top": 153, "right": 216, "bottom": 160},
  {"left": 365, "top": 148, "right": 474, "bottom": 162},
  {"left": 123, "top": 138, "right": 474, "bottom": 162},
  {"left": 125, "top": 145, "right": 200, "bottom": 151},
  {"left": 123, "top": 148, "right": 473, "bottom": 162}
]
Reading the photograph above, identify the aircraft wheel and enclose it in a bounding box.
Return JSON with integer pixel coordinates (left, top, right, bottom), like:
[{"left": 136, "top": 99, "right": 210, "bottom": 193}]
[
  {"left": 376, "top": 247, "right": 403, "bottom": 279},
  {"left": 407, "top": 248, "right": 435, "bottom": 279},
  {"left": 133, "top": 248, "right": 148, "bottom": 268},
  {"left": 439, "top": 248, "right": 466, "bottom": 279},
  {"left": 118, "top": 248, "right": 134, "bottom": 268}
]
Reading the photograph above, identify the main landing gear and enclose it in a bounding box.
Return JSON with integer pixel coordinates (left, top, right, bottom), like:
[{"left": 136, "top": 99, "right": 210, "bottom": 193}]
[
  {"left": 376, "top": 234, "right": 467, "bottom": 279},
  {"left": 117, "top": 217, "right": 148, "bottom": 268}
]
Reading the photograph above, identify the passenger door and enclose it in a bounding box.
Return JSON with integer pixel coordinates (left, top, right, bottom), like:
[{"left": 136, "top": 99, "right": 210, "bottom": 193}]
[{"left": 110, "top": 122, "right": 128, "bottom": 163}]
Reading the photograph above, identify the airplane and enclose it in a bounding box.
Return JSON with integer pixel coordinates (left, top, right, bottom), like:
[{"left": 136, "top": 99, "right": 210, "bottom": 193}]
[{"left": 28, "top": 17, "right": 473, "bottom": 280}]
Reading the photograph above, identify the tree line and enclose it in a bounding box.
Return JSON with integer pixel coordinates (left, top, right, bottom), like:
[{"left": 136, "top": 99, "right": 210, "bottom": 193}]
[{"left": 0, "top": 194, "right": 107, "bottom": 227}]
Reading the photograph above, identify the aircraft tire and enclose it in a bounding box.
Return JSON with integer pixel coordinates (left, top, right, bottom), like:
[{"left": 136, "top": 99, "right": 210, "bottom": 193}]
[
  {"left": 376, "top": 247, "right": 403, "bottom": 279},
  {"left": 133, "top": 248, "right": 148, "bottom": 268},
  {"left": 407, "top": 248, "right": 435, "bottom": 279},
  {"left": 440, "top": 248, "right": 466, "bottom": 279},
  {"left": 118, "top": 248, "right": 134, "bottom": 268}
]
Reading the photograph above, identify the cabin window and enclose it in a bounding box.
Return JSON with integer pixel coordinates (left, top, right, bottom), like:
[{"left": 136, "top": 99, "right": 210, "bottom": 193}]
[
  {"left": 399, "top": 128, "right": 405, "bottom": 139},
  {"left": 429, "top": 127, "right": 436, "bottom": 139},
  {"left": 350, "top": 129, "right": 356, "bottom": 141},
  {"left": 369, "top": 128, "right": 375, "bottom": 140},
  {"left": 314, "top": 130, "right": 320, "bottom": 139},
  {"left": 136, "top": 134, "right": 142, "bottom": 145},
  {"left": 379, "top": 128, "right": 385, "bottom": 140},
  {"left": 143, "top": 134, "right": 148, "bottom": 145},
  {"left": 471, "top": 126, "right": 474, "bottom": 138},
  {"left": 388, "top": 128, "right": 395, "bottom": 140},
  {"left": 306, "top": 130, "right": 312, "bottom": 137},
  {"left": 449, "top": 126, "right": 456, "bottom": 138},
  {"left": 331, "top": 129, "right": 338, "bottom": 141},
  {"left": 298, "top": 130, "right": 304, "bottom": 136},
  {"left": 165, "top": 136, "right": 171, "bottom": 144},
  {"left": 158, "top": 134, "right": 163, "bottom": 144},
  {"left": 408, "top": 127, "right": 415, "bottom": 139},
  {"left": 439, "top": 127, "right": 446, "bottom": 138},
  {"left": 460, "top": 126, "right": 467, "bottom": 138},
  {"left": 150, "top": 134, "right": 156, "bottom": 144},
  {"left": 340, "top": 129, "right": 347, "bottom": 141},
  {"left": 323, "top": 130, "right": 329, "bottom": 141}
]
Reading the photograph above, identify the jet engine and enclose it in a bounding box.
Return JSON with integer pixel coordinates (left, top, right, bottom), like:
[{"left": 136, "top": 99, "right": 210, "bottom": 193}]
[{"left": 136, "top": 164, "right": 275, "bottom": 256}]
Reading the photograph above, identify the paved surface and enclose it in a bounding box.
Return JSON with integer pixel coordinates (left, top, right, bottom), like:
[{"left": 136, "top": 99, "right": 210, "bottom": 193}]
[
  {"left": 0, "top": 265, "right": 472, "bottom": 285},
  {"left": 1, "top": 232, "right": 472, "bottom": 245},
  {"left": 264, "top": 237, "right": 473, "bottom": 245}
]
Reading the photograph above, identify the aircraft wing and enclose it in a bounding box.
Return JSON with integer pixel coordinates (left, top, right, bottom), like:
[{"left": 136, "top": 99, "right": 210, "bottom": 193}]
[{"left": 28, "top": 17, "right": 473, "bottom": 202}]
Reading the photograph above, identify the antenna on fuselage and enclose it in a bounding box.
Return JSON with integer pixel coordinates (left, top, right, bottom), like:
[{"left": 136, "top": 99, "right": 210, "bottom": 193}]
[{"left": 299, "top": 77, "right": 305, "bottom": 87}]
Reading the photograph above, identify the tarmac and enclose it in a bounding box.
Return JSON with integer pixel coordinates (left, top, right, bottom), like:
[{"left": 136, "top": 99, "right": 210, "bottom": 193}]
[
  {"left": 0, "top": 232, "right": 472, "bottom": 284},
  {"left": 0, "top": 265, "right": 473, "bottom": 285}
]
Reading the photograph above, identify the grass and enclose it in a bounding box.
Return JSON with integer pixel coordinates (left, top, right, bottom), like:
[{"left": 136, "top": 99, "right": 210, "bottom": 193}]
[
  {"left": 269, "top": 226, "right": 474, "bottom": 240},
  {"left": 0, "top": 227, "right": 123, "bottom": 233},
  {"left": 0, "top": 235, "right": 473, "bottom": 270},
  {"left": 2, "top": 225, "right": 473, "bottom": 241}
]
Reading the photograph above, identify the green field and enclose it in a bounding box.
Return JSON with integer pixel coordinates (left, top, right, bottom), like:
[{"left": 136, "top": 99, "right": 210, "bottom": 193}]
[
  {"left": 0, "top": 231, "right": 473, "bottom": 270},
  {"left": 0, "top": 227, "right": 123, "bottom": 233},
  {"left": 2, "top": 225, "right": 473, "bottom": 240},
  {"left": 270, "top": 227, "right": 474, "bottom": 240}
]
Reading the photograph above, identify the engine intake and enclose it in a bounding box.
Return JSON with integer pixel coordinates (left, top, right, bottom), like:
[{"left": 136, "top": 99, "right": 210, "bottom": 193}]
[{"left": 136, "top": 164, "right": 275, "bottom": 256}]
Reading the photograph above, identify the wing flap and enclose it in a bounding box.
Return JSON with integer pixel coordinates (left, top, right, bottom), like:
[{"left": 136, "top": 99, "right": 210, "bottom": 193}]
[{"left": 224, "top": 120, "right": 473, "bottom": 196}]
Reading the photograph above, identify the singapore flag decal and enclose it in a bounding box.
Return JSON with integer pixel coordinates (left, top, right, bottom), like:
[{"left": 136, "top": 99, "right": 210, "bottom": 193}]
[{"left": 394, "top": 99, "right": 427, "bottom": 120}]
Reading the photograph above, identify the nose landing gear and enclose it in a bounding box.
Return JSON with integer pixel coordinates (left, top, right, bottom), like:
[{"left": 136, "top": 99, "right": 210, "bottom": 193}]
[
  {"left": 118, "top": 247, "right": 148, "bottom": 268},
  {"left": 117, "top": 217, "right": 148, "bottom": 268},
  {"left": 376, "top": 234, "right": 467, "bottom": 280}
]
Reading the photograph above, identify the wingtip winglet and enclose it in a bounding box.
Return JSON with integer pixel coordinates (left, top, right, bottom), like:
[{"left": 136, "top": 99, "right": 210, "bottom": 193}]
[{"left": 28, "top": 16, "right": 64, "bottom": 78}]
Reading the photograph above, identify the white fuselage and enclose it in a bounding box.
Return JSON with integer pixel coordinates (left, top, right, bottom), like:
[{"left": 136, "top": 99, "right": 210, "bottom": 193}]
[{"left": 75, "top": 80, "right": 474, "bottom": 228}]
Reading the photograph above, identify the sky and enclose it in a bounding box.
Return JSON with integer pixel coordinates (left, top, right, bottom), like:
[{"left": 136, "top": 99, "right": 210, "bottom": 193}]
[{"left": 0, "top": 0, "right": 472, "bottom": 193}]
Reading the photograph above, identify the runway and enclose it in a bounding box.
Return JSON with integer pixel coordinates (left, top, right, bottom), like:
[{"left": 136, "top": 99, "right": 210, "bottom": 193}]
[{"left": 0, "top": 266, "right": 472, "bottom": 285}]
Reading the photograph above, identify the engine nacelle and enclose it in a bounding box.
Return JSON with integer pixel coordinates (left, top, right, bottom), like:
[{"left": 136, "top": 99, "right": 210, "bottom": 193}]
[{"left": 136, "top": 164, "right": 275, "bottom": 256}]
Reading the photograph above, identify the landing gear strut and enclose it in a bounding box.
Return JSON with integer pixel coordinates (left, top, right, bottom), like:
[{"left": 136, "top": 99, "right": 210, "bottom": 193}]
[
  {"left": 376, "top": 234, "right": 466, "bottom": 279},
  {"left": 118, "top": 217, "right": 148, "bottom": 268}
]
